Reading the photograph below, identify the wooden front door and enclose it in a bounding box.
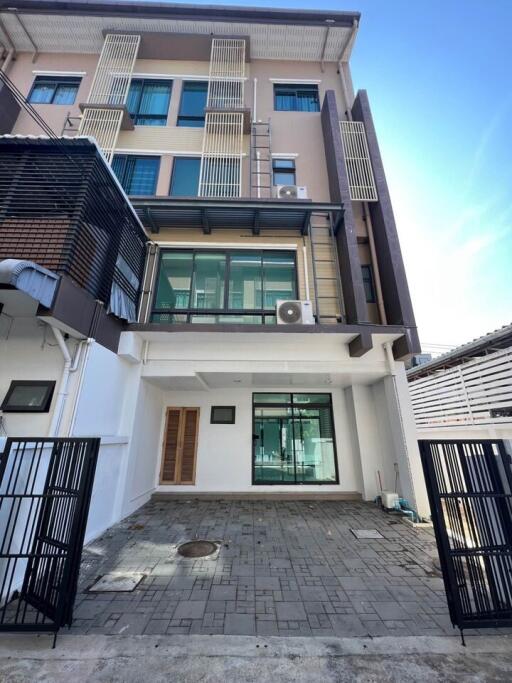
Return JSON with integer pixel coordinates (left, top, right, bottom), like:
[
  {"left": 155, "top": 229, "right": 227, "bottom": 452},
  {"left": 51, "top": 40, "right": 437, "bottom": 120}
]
[{"left": 160, "top": 407, "right": 199, "bottom": 484}]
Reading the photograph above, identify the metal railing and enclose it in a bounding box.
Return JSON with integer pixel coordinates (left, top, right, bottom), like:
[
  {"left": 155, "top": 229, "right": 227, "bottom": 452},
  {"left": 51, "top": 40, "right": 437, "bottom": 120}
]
[
  {"left": 340, "top": 120, "right": 378, "bottom": 202},
  {"left": 419, "top": 439, "right": 512, "bottom": 641},
  {"left": 409, "top": 347, "right": 512, "bottom": 429},
  {"left": 199, "top": 38, "right": 246, "bottom": 198},
  {"left": 79, "top": 33, "right": 140, "bottom": 162},
  {"left": 0, "top": 438, "right": 100, "bottom": 645}
]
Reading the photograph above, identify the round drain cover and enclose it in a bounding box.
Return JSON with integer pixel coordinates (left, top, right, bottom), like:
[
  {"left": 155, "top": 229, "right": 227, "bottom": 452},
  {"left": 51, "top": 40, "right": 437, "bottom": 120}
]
[{"left": 177, "top": 540, "right": 217, "bottom": 558}]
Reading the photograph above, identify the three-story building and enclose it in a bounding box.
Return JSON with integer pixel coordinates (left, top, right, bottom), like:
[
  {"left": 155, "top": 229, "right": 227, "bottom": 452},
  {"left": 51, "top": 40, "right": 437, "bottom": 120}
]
[{"left": 0, "top": 0, "right": 429, "bottom": 536}]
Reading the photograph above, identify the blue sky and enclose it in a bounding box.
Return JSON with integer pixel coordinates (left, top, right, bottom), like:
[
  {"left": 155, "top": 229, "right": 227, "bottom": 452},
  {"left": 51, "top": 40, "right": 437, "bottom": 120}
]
[{"left": 155, "top": 0, "right": 512, "bottom": 351}]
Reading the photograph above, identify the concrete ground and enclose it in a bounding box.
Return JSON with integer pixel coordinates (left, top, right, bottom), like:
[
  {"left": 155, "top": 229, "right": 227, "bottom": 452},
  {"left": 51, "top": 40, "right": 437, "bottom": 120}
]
[
  {"left": 1, "top": 633, "right": 512, "bottom": 682},
  {"left": 70, "top": 498, "right": 459, "bottom": 638}
]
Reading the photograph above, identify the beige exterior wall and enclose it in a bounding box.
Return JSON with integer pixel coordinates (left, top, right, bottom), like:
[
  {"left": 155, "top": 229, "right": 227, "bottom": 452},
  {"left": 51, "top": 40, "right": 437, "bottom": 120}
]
[
  {"left": 9, "top": 52, "right": 99, "bottom": 136},
  {"left": 6, "top": 49, "right": 377, "bottom": 324},
  {"left": 9, "top": 52, "right": 346, "bottom": 204}
]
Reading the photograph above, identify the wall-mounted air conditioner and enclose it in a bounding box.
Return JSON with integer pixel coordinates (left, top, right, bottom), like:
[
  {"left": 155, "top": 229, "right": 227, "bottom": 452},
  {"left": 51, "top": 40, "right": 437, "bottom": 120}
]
[
  {"left": 276, "top": 300, "right": 315, "bottom": 325},
  {"left": 274, "top": 185, "right": 308, "bottom": 200}
]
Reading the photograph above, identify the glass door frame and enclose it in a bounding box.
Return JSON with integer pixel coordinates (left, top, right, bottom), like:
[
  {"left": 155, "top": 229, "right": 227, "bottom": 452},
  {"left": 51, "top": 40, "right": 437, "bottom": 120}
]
[{"left": 251, "top": 392, "right": 340, "bottom": 485}]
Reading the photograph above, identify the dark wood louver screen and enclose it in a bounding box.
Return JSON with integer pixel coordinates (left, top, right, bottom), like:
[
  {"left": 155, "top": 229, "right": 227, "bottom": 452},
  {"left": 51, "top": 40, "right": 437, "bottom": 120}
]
[{"left": 160, "top": 408, "right": 199, "bottom": 484}]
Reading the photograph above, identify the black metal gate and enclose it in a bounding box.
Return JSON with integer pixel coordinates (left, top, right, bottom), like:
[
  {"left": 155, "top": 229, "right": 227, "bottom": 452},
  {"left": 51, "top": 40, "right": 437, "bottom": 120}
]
[
  {"left": 0, "top": 438, "right": 99, "bottom": 644},
  {"left": 419, "top": 439, "right": 512, "bottom": 639}
]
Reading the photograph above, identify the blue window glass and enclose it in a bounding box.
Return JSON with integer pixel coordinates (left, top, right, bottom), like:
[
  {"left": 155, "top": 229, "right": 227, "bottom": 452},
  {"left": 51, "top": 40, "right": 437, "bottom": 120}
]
[
  {"left": 127, "top": 79, "right": 172, "bottom": 125},
  {"left": 112, "top": 155, "right": 160, "bottom": 195},
  {"left": 274, "top": 84, "right": 320, "bottom": 112},
  {"left": 28, "top": 76, "right": 81, "bottom": 105},
  {"left": 170, "top": 157, "right": 201, "bottom": 196},
  {"left": 177, "top": 81, "right": 208, "bottom": 127},
  {"left": 361, "top": 264, "right": 376, "bottom": 303},
  {"left": 272, "top": 158, "right": 296, "bottom": 186}
]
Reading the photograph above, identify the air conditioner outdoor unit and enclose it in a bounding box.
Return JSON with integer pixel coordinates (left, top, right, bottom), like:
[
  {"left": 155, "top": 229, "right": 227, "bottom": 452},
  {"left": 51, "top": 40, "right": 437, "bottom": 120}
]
[
  {"left": 276, "top": 300, "right": 315, "bottom": 325},
  {"left": 274, "top": 185, "right": 308, "bottom": 199}
]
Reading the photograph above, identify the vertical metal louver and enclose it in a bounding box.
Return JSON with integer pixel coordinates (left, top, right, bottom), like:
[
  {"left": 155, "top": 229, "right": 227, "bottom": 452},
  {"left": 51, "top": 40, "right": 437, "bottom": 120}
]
[
  {"left": 339, "top": 121, "right": 378, "bottom": 202},
  {"left": 199, "top": 38, "right": 246, "bottom": 198},
  {"left": 79, "top": 34, "right": 141, "bottom": 163}
]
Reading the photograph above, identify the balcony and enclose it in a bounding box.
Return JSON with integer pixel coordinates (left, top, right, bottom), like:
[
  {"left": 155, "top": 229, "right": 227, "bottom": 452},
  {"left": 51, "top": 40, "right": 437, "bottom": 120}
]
[{"left": 0, "top": 136, "right": 147, "bottom": 324}]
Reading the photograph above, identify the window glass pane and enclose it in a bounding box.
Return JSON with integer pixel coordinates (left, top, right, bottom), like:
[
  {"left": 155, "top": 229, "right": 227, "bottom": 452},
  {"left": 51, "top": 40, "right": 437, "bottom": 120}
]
[
  {"left": 293, "top": 406, "right": 336, "bottom": 482},
  {"left": 274, "top": 159, "right": 295, "bottom": 169},
  {"left": 362, "top": 265, "right": 376, "bottom": 303},
  {"left": 28, "top": 77, "right": 80, "bottom": 104},
  {"left": 253, "top": 393, "right": 292, "bottom": 404},
  {"left": 273, "top": 171, "right": 296, "bottom": 186},
  {"left": 217, "top": 314, "right": 263, "bottom": 324},
  {"left": 139, "top": 82, "right": 171, "bottom": 116},
  {"left": 8, "top": 385, "right": 48, "bottom": 408},
  {"left": 170, "top": 158, "right": 201, "bottom": 196},
  {"left": 191, "top": 253, "right": 225, "bottom": 309},
  {"left": 263, "top": 252, "right": 296, "bottom": 309},
  {"left": 228, "top": 252, "right": 262, "bottom": 310},
  {"left": 126, "top": 79, "right": 142, "bottom": 116},
  {"left": 28, "top": 83, "right": 55, "bottom": 104},
  {"left": 127, "top": 80, "right": 171, "bottom": 124},
  {"left": 253, "top": 406, "right": 295, "bottom": 483},
  {"left": 153, "top": 252, "right": 193, "bottom": 310},
  {"left": 53, "top": 84, "right": 79, "bottom": 105},
  {"left": 178, "top": 81, "right": 208, "bottom": 126},
  {"left": 274, "top": 84, "right": 319, "bottom": 112},
  {"left": 128, "top": 157, "right": 159, "bottom": 194},
  {"left": 253, "top": 393, "right": 336, "bottom": 485},
  {"left": 293, "top": 394, "right": 331, "bottom": 405},
  {"left": 111, "top": 155, "right": 126, "bottom": 184}
]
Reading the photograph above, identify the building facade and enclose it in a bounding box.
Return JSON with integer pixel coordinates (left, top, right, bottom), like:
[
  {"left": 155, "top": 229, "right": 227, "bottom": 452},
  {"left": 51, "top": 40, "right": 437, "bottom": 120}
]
[{"left": 0, "top": 0, "right": 429, "bottom": 538}]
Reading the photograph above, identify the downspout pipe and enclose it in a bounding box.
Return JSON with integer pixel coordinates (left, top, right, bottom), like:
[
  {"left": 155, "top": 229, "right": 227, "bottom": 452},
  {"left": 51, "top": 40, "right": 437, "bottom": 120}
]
[
  {"left": 48, "top": 326, "right": 84, "bottom": 437},
  {"left": 0, "top": 17, "right": 16, "bottom": 72}
]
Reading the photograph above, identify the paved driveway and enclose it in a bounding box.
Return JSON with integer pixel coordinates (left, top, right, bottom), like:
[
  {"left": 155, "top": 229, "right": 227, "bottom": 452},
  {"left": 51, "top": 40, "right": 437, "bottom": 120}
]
[{"left": 72, "top": 499, "right": 453, "bottom": 638}]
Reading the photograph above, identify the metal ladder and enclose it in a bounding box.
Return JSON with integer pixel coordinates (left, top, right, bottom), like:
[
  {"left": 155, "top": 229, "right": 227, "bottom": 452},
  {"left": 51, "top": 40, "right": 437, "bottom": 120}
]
[
  {"left": 249, "top": 120, "right": 272, "bottom": 198},
  {"left": 309, "top": 213, "right": 345, "bottom": 323}
]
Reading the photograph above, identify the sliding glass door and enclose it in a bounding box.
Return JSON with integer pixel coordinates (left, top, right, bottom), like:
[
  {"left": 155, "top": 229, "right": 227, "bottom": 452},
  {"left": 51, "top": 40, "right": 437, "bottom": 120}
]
[{"left": 253, "top": 393, "right": 338, "bottom": 484}]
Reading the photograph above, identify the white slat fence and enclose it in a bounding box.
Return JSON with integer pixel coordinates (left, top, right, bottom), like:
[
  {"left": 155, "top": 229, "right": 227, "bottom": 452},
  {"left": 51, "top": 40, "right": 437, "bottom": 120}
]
[{"left": 409, "top": 347, "right": 512, "bottom": 428}]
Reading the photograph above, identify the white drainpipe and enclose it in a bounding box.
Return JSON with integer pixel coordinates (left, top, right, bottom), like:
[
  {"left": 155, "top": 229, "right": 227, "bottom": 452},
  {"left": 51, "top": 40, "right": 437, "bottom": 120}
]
[
  {"left": 48, "top": 326, "right": 85, "bottom": 437},
  {"left": 67, "top": 337, "right": 94, "bottom": 436}
]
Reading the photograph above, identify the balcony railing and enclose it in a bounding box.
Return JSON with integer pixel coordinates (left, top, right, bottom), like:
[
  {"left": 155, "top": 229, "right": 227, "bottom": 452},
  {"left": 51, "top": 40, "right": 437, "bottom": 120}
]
[{"left": 339, "top": 120, "right": 378, "bottom": 202}]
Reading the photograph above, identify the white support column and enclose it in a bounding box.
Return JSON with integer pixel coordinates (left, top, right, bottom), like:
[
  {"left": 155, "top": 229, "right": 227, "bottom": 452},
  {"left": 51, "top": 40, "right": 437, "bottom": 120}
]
[
  {"left": 381, "top": 356, "right": 430, "bottom": 519},
  {"left": 344, "top": 384, "right": 384, "bottom": 502}
]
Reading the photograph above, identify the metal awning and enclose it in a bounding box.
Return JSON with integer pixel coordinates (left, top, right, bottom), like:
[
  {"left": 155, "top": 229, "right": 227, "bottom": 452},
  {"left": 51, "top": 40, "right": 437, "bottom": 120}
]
[
  {"left": 0, "top": 259, "right": 60, "bottom": 308},
  {"left": 130, "top": 198, "right": 344, "bottom": 235}
]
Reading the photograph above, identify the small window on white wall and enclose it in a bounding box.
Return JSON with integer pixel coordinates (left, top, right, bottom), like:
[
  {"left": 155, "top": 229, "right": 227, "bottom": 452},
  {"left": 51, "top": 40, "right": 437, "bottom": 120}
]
[{"left": 210, "top": 406, "right": 236, "bottom": 424}]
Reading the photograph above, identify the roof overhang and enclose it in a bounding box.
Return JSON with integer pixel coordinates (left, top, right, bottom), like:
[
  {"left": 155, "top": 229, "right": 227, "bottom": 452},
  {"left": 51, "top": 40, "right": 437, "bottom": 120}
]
[
  {"left": 131, "top": 197, "right": 343, "bottom": 236},
  {"left": 0, "top": 1, "right": 360, "bottom": 62}
]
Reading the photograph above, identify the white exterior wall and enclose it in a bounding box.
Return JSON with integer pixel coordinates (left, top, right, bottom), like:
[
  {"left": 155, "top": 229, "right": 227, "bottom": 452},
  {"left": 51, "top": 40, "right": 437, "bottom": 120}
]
[
  {"left": 1, "top": 317, "right": 431, "bottom": 542},
  {"left": 155, "top": 386, "right": 361, "bottom": 495},
  {"left": 0, "top": 317, "right": 71, "bottom": 436}
]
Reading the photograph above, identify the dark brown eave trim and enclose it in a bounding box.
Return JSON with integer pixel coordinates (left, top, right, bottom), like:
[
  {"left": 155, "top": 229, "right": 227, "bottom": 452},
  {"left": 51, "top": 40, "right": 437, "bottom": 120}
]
[{"left": 0, "top": 1, "right": 361, "bottom": 28}]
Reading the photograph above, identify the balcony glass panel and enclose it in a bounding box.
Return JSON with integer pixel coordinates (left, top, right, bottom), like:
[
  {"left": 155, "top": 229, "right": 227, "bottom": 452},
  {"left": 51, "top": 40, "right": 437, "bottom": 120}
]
[
  {"left": 190, "top": 253, "right": 226, "bottom": 309},
  {"left": 228, "top": 252, "right": 262, "bottom": 310},
  {"left": 150, "top": 249, "right": 297, "bottom": 324}
]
